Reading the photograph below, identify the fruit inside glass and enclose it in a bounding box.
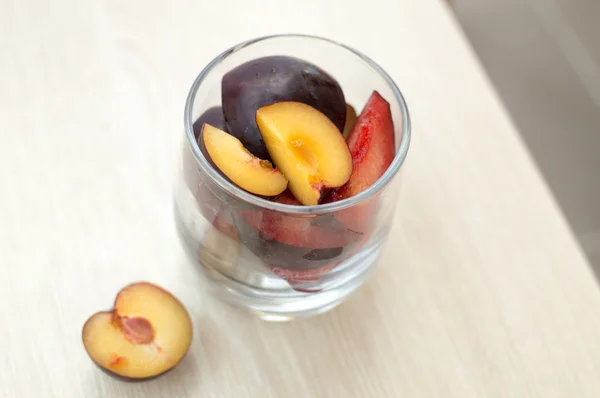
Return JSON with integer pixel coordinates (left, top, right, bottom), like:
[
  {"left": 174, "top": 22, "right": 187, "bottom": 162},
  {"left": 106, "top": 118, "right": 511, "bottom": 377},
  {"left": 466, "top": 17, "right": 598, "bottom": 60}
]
[{"left": 174, "top": 34, "right": 411, "bottom": 320}]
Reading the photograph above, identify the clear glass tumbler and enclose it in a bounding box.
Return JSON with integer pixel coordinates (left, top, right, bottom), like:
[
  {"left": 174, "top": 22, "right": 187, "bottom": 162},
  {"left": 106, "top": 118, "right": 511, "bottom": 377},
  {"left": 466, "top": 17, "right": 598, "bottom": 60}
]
[{"left": 174, "top": 34, "right": 411, "bottom": 320}]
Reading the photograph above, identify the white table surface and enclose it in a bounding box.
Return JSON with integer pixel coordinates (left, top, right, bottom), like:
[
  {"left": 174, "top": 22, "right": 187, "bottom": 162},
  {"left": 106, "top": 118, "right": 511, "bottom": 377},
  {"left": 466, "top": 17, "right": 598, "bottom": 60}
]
[{"left": 2, "top": 0, "right": 600, "bottom": 397}]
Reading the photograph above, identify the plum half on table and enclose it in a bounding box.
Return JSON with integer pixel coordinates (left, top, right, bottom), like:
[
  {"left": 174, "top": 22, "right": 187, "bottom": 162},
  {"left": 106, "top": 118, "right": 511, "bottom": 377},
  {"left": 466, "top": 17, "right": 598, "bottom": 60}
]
[
  {"left": 82, "top": 282, "right": 193, "bottom": 380},
  {"left": 188, "top": 52, "right": 397, "bottom": 289}
]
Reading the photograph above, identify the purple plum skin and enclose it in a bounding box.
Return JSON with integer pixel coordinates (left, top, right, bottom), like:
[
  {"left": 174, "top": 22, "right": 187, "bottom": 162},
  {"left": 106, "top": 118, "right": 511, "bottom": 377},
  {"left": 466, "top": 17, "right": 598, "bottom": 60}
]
[{"left": 221, "top": 56, "right": 346, "bottom": 160}]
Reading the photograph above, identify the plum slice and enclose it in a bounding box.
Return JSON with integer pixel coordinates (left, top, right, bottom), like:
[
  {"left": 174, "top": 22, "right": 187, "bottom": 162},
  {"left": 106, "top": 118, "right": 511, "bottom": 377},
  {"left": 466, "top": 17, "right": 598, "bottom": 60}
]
[
  {"left": 184, "top": 107, "right": 227, "bottom": 191},
  {"left": 326, "top": 91, "right": 396, "bottom": 233},
  {"left": 235, "top": 214, "right": 358, "bottom": 270},
  {"left": 202, "top": 123, "right": 288, "bottom": 196},
  {"left": 256, "top": 102, "right": 352, "bottom": 205},
  {"left": 238, "top": 191, "right": 360, "bottom": 249}
]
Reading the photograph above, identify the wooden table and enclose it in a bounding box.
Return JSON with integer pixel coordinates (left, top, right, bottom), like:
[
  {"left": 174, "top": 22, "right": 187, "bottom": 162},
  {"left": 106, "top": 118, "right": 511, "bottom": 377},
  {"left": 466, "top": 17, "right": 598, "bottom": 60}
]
[{"left": 2, "top": 0, "right": 600, "bottom": 396}]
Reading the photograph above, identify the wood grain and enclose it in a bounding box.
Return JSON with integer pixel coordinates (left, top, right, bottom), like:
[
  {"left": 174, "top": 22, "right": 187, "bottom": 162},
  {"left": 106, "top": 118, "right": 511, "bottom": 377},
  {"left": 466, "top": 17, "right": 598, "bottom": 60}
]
[{"left": 1, "top": 0, "right": 600, "bottom": 396}]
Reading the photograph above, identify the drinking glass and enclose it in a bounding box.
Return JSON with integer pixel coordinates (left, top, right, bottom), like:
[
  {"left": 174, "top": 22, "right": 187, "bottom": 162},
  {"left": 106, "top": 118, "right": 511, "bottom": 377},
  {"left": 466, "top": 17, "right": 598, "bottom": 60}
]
[{"left": 174, "top": 34, "right": 411, "bottom": 320}]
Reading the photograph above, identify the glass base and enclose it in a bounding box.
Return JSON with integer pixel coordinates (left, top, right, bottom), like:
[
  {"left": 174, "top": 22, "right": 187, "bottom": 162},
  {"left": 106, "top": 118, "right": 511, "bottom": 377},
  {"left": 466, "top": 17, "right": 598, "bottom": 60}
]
[
  {"left": 176, "top": 217, "right": 381, "bottom": 320},
  {"left": 174, "top": 190, "right": 384, "bottom": 321},
  {"left": 195, "top": 248, "right": 378, "bottom": 321}
]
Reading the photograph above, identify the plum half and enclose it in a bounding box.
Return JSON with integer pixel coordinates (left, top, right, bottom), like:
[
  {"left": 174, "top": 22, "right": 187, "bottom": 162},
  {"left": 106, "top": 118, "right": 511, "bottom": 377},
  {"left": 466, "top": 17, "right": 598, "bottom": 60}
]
[
  {"left": 82, "top": 282, "right": 193, "bottom": 380},
  {"left": 256, "top": 102, "right": 352, "bottom": 205},
  {"left": 222, "top": 56, "right": 347, "bottom": 160}
]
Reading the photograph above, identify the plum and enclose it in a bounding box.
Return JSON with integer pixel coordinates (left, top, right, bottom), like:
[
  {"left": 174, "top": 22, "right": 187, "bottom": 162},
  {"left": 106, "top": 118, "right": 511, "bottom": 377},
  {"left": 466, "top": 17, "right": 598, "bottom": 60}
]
[
  {"left": 184, "top": 107, "right": 227, "bottom": 199},
  {"left": 189, "top": 106, "right": 227, "bottom": 171},
  {"left": 325, "top": 91, "right": 395, "bottom": 233},
  {"left": 192, "top": 106, "right": 226, "bottom": 140},
  {"left": 238, "top": 191, "right": 360, "bottom": 249},
  {"left": 82, "top": 282, "right": 193, "bottom": 380},
  {"left": 202, "top": 123, "right": 288, "bottom": 196},
  {"left": 233, "top": 190, "right": 362, "bottom": 270},
  {"left": 255, "top": 101, "right": 352, "bottom": 205},
  {"left": 234, "top": 213, "right": 360, "bottom": 270},
  {"left": 222, "top": 56, "right": 346, "bottom": 160}
]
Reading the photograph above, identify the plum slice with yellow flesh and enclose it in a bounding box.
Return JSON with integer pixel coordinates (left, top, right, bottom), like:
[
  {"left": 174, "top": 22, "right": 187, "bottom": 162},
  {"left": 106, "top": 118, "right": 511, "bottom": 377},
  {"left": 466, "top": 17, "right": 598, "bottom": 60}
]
[
  {"left": 184, "top": 107, "right": 227, "bottom": 193},
  {"left": 82, "top": 282, "right": 193, "bottom": 380},
  {"left": 256, "top": 102, "right": 352, "bottom": 205},
  {"left": 202, "top": 123, "right": 288, "bottom": 196}
]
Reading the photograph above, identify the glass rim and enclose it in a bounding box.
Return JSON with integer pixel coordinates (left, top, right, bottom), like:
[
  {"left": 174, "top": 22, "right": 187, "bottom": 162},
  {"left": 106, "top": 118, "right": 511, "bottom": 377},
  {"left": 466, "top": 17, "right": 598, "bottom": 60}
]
[{"left": 184, "top": 33, "right": 411, "bottom": 215}]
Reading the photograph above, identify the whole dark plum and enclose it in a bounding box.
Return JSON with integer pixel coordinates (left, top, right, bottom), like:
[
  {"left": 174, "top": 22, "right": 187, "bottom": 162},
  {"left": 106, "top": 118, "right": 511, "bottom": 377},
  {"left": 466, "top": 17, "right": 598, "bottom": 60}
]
[{"left": 221, "top": 56, "right": 346, "bottom": 160}]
